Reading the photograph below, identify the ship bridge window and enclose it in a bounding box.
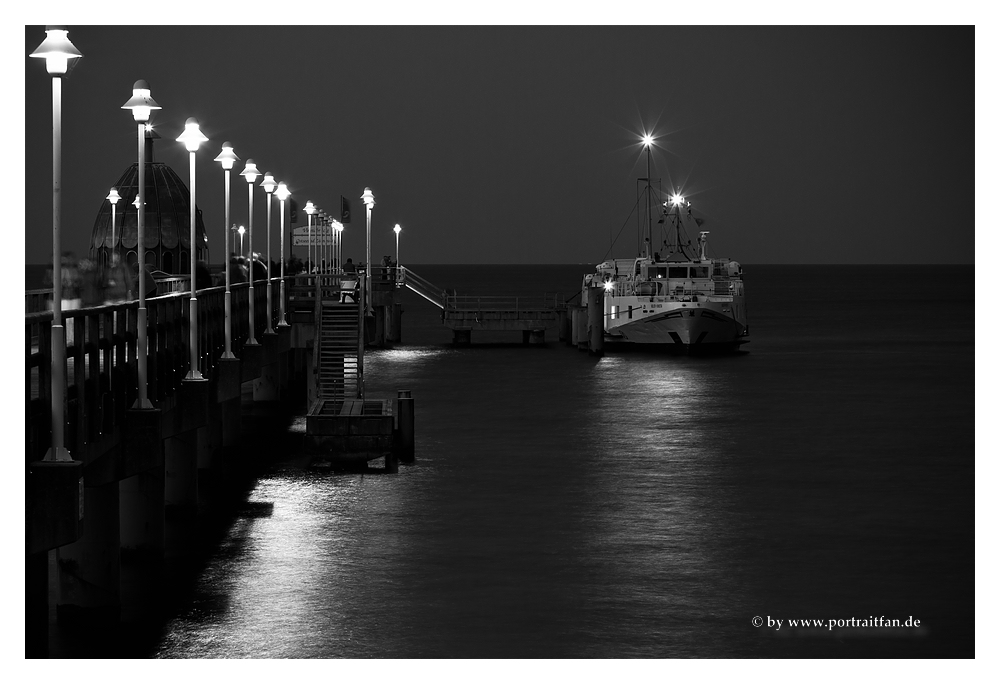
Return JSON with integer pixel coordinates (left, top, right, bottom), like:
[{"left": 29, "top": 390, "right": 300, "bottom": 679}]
[
  {"left": 690, "top": 266, "right": 709, "bottom": 279},
  {"left": 668, "top": 267, "right": 688, "bottom": 278},
  {"left": 653, "top": 266, "right": 668, "bottom": 279}
]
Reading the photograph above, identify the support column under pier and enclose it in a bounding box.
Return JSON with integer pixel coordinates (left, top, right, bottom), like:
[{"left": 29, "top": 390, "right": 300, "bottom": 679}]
[
  {"left": 587, "top": 288, "right": 604, "bottom": 357},
  {"left": 119, "top": 467, "right": 165, "bottom": 560},
  {"left": 57, "top": 479, "right": 121, "bottom": 626},
  {"left": 164, "top": 431, "right": 198, "bottom": 558}
]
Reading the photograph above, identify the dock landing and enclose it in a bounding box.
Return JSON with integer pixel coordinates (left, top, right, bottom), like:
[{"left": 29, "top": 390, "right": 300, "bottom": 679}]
[
  {"left": 397, "top": 266, "right": 569, "bottom": 345},
  {"left": 306, "top": 398, "right": 394, "bottom": 463}
]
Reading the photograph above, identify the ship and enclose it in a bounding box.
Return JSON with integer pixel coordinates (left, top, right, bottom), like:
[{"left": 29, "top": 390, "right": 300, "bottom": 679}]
[{"left": 581, "top": 144, "right": 749, "bottom": 352}]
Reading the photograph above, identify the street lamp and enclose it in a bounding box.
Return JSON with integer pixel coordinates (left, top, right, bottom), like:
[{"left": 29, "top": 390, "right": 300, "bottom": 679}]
[
  {"left": 241, "top": 159, "right": 261, "bottom": 345},
  {"left": 361, "top": 187, "right": 375, "bottom": 310},
  {"left": 237, "top": 225, "right": 245, "bottom": 256},
  {"left": 214, "top": 142, "right": 240, "bottom": 358},
  {"left": 275, "top": 181, "right": 290, "bottom": 326},
  {"left": 106, "top": 188, "right": 121, "bottom": 266},
  {"left": 393, "top": 223, "right": 402, "bottom": 268},
  {"left": 305, "top": 201, "right": 316, "bottom": 274},
  {"left": 121, "top": 79, "right": 161, "bottom": 409},
  {"left": 176, "top": 117, "right": 208, "bottom": 380},
  {"left": 332, "top": 220, "right": 344, "bottom": 273},
  {"left": 30, "top": 26, "right": 82, "bottom": 460},
  {"left": 260, "top": 172, "right": 277, "bottom": 334},
  {"left": 319, "top": 211, "right": 328, "bottom": 273}
]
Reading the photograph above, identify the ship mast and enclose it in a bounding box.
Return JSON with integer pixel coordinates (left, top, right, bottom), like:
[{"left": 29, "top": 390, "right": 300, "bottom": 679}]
[{"left": 642, "top": 134, "right": 653, "bottom": 259}]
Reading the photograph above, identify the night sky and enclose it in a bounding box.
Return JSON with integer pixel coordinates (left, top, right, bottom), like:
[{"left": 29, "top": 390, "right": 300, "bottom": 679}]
[{"left": 23, "top": 22, "right": 974, "bottom": 267}]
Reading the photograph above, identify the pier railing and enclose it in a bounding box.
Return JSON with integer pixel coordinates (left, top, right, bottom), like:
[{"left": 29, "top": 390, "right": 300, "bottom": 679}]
[
  {"left": 25, "top": 277, "right": 285, "bottom": 462},
  {"left": 444, "top": 293, "right": 566, "bottom": 312}
]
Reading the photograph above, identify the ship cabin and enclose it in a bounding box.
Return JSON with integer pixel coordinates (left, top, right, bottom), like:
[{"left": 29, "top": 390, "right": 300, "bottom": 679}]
[{"left": 591, "top": 256, "right": 742, "bottom": 302}]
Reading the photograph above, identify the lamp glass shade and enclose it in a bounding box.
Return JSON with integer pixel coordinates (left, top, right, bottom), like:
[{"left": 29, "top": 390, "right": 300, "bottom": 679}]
[
  {"left": 214, "top": 142, "right": 240, "bottom": 170},
  {"left": 107, "top": 188, "right": 121, "bottom": 205},
  {"left": 240, "top": 160, "right": 260, "bottom": 183},
  {"left": 275, "top": 182, "right": 290, "bottom": 201},
  {"left": 176, "top": 117, "right": 208, "bottom": 152},
  {"left": 260, "top": 173, "right": 278, "bottom": 194},
  {"left": 361, "top": 187, "right": 375, "bottom": 208},
  {"left": 121, "top": 80, "right": 161, "bottom": 123},
  {"left": 30, "top": 27, "right": 82, "bottom": 75}
]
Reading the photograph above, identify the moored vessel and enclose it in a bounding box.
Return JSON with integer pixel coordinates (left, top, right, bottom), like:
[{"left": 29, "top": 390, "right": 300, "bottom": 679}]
[{"left": 582, "top": 138, "right": 749, "bottom": 352}]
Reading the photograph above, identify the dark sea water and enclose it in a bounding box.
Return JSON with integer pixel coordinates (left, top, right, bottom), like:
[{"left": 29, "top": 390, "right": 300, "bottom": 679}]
[{"left": 93, "top": 264, "right": 973, "bottom": 659}]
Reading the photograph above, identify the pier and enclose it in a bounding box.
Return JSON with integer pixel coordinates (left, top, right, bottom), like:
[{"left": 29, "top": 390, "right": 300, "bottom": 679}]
[{"left": 24, "top": 266, "right": 412, "bottom": 656}]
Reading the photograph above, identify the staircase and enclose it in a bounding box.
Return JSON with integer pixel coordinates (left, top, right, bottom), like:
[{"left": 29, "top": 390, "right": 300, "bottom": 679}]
[{"left": 317, "top": 302, "right": 362, "bottom": 399}]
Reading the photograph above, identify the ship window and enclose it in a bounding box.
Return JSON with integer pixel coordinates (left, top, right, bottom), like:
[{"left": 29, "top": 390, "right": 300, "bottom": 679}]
[
  {"left": 668, "top": 267, "right": 688, "bottom": 278},
  {"left": 611, "top": 305, "right": 618, "bottom": 320},
  {"left": 690, "top": 267, "right": 709, "bottom": 278},
  {"left": 655, "top": 267, "right": 668, "bottom": 278},
  {"left": 628, "top": 305, "right": 633, "bottom": 319}
]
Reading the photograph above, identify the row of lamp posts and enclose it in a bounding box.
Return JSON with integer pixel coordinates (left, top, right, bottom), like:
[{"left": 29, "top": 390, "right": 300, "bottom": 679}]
[{"left": 31, "top": 26, "right": 405, "bottom": 463}]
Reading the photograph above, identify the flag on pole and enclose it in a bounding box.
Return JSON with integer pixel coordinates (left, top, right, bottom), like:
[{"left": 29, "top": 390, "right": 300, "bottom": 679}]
[
  {"left": 289, "top": 197, "right": 299, "bottom": 225},
  {"left": 341, "top": 196, "right": 351, "bottom": 224}
]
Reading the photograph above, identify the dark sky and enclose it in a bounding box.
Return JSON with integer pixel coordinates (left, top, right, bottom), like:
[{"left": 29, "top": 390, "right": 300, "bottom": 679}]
[{"left": 23, "top": 24, "right": 974, "bottom": 266}]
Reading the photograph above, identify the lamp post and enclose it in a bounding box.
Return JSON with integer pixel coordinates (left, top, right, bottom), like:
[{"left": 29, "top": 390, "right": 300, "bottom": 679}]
[
  {"left": 106, "top": 188, "right": 121, "bottom": 266},
  {"left": 393, "top": 223, "right": 401, "bottom": 268},
  {"left": 260, "top": 172, "right": 277, "bottom": 334},
  {"left": 333, "top": 220, "right": 344, "bottom": 272},
  {"left": 121, "top": 79, "right": 161, "bottom": 409},
  {"left": 361, "top": 187, "right": 375, "bottom": 309},
  {"left": 320, "top": 212, "right": 329, "bottom": 272},
  {"left": 214, "top": 143, "right": 240, "bottom": 358},
  {"left": 275, "top": 181, "right": 290, "bottom": 326},
  {"left": 236, "top": 225, "right": 245, "bottom": 256},
  {"left": 241, "top": 160, "right": 261, "bottom": 345},
  {"left": 305, "top": 201, "right": 316, "bottom": 273},
  {"left": 176, "top": 118, "right": 208, "bottom": 380},
  {"left": 30, "top": 26, "right": 82, "bottom": 460}
]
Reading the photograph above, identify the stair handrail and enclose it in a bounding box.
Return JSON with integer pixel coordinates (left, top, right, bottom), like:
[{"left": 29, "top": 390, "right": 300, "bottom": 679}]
[{"left": 398, "top": 266, "right": 447, "bottom": 309}]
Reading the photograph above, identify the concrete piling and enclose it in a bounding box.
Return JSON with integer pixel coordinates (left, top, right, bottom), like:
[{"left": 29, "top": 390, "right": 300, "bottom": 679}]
[
  {"left": 587, "top": 287, "right": 604, "bottom": 356},
  {"left": 396, "top": 389, "right": 415, "bottom": 464}
]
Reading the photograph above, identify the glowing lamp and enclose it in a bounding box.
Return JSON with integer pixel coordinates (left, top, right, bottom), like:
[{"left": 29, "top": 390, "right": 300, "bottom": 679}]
[
  {"left": 106, "top": 188, "right": 121, "bottom": 205},
  {"left": 275, "top": 181, "right": 290, "bottom": 202},
  {"left": 361, "top": 187, "right": 375, "bottom": 209},
  {"left": 176, "top": 117, "right": 208, "bottom": 151},
  {"left": 240, "top": 159, "right": 260, "bottom": 184},
  {"left": 29, "top": 26, "right": 82, "bottom": 75},
  {"left": 214, "top": 141, "right": 240, "bottom": 170},
  {"left": 305, "top": 201, "right": 316, "bottom": 216},
  {"left": 260, "top": 172, "right": 277, "bottom": 194},
  {"left": 121, "top": 79, "right": 161, "bottom": 123}
]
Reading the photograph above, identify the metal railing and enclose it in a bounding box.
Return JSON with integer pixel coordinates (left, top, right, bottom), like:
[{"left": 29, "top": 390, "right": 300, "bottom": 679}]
[
  {"left": 396, "top": 266, "right": 446, "bottom": 309},
  {"left": 444, "top": 293, "right": 566, "bottom": 312},
  {"left": 25, "top": 277, "right": 285, "bottom": 462}
]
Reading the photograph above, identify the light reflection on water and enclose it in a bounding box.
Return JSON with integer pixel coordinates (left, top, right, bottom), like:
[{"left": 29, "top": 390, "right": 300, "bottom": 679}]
[
  {"left": 154, "top": 266, "right": 974, "bottom": 658},
  {"left": 158, "top": 346, "right": 749, "bottom": 658}
]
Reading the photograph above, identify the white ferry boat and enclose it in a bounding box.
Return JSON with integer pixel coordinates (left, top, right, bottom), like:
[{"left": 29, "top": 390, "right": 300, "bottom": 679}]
[{"left": 582, "top": 187, "right": 749, "bottom": 352}]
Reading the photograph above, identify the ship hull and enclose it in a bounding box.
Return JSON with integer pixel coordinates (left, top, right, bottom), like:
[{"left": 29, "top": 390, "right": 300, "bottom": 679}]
[{"left": 606, "top": 299, "right": 748, "bottom": 351}]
